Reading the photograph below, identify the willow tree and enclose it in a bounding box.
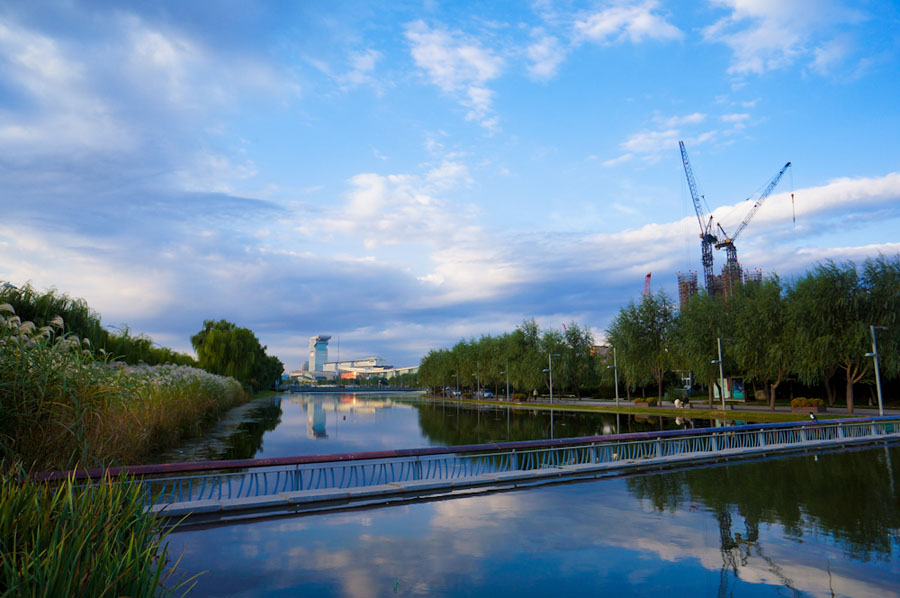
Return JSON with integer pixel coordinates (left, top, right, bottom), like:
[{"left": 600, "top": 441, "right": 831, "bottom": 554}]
[
  {"left": 557, "top": 322, "right": 596, "bottom": 397},
  {"left": 675, "top": 291, "right": 734, "bottom": 407},
  {"left": 731, "top": 278, "right": 793, "bottom": 410},
  {"left": 191, "top": 319, "right": 282, "bottom": 390},
  {"left": 606, "top": 292, "right": 676, "bottom": 402}
]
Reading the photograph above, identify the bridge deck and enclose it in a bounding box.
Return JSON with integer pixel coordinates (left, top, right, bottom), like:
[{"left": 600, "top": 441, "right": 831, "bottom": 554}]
[
  {"left": 149, "top": 429, "right": 898, "bottom": 523},
  {"left": 37, "top": 416, "right": 900, "bottom": 525}
]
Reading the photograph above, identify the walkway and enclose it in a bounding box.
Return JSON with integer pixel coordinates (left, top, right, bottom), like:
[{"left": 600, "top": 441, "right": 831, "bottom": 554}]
[{"left": 42, "top": 416, "right": 900, "bottom": 526}]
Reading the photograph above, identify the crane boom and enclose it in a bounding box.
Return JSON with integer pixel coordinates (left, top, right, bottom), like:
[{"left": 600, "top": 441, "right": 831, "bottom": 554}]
[
  {"left": 720, "top": 161, "right": 792, "bottom": 246},
  {"left": 680, "top": 141, "right": 710, "bottom": 234}
]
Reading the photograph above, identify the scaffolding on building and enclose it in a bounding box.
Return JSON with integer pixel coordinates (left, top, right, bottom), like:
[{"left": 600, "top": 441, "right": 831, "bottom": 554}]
[{"left": 677, "top": 270, "right": 698, "bottom": 310}]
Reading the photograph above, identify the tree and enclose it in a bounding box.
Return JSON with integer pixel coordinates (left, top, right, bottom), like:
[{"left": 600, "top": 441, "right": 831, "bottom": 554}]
[
  {"left": 606, "top": 292, "right": 676, "bottom": 401},
  {"left": 675, "top": 291, "right": 734, "bottom": 407},
  {"left": 560, "top": 322, "right": 596, "bottom": 397},
  {"left": 191, "top": 320, "right": 282, "bottom": 391},
  {"left": 731, "top": 278, "right": 793, "bottom": 409}
]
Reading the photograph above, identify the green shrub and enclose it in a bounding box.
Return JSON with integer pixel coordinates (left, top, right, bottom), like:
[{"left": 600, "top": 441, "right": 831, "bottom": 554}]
[
  {"left": 791, "top": 397, "right": 825, "bottom": 408},
  {"left": 512, "top": 393, "right": 526, "bottom": 402},
  {"left": 0, "top": 471, "right": 195, "bottom": 597}
]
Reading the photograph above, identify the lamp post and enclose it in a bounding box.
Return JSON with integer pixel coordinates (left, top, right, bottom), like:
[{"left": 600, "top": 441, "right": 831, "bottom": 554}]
[
  {"left": 607, "top": 346, "right": 619, "bottom": 407},
  {"left": 866, "top": 325, "right": 887, "bottom": 416},
  {"left": 451, "top": 372, "right": 458, "bottom": 398},
  {"left": 711, "top": 337, "right": 725, "bottom": 410},
  {"left": 543, "top": 353, "right": 561, "bottom": 404},
  {"left": 500, "top": 361, "right": 510, "bottom": 401}
]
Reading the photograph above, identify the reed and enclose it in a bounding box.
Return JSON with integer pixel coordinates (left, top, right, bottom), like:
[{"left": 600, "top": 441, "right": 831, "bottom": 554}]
[
  {"left": 0, "top": 470, "right": 195, "bottom": 597},
  {"left": 0, "top": 304, "right": 248, "bottom": 471}
]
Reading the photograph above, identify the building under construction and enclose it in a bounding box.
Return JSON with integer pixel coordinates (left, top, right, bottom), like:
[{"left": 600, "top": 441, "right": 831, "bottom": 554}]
[
  {"left": 676, "top": 140, "right": 789, "bottom": 310},
  {"left": 678, "top": 265, "right": 767, "bottom": 310}
]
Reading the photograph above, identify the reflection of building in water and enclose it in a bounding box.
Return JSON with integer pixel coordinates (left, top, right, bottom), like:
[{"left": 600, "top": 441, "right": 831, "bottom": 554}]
[{"left": 307, "top": 401, "right": 327, "bottom": 439}]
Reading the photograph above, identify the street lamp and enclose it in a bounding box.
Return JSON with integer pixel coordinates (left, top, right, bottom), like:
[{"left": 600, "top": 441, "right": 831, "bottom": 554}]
[
  {"left": 866, "top": 325, "right": 887, "bottom": 416},
  {"left": 500, "top": 360, "right": 510, "bottom": 402},
  {"left": 451, "top": 372, "right": 459, "bottom": 398},
  {"left": 607, "top": 346, "right": 619, "bottom": 407},
  {"left": 711, "top": 337, "right": 725, "bottom": 410},
  {"left": 543, "top": 353, "right": 561, "bottom": 404}
]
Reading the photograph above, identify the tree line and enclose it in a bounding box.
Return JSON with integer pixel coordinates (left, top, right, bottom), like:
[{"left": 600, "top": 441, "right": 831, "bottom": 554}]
[
  {"left": 418, "top": 319, "right": 597, "bottom": 398},
  {"left": 418, "top": 255, "right": 900, "bottom": 412},
  {"left": 1, "top": 283, "right": 284, "bottom": 391},
  {"left": 612, "top": 255, "right": 899, "bottom": 412}
]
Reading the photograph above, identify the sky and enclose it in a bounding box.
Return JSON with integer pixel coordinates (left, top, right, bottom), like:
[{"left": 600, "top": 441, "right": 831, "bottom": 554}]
[{"left": 1, "top": 0, "right": 899, "bottom": 370}]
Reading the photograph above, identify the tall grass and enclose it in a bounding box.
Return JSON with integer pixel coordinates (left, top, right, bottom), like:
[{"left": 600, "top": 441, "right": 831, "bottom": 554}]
[
  {"left": 0, "top": 283, "right": 196, "bottom": 367},
  {"left": 0, "top": 303, "right": 248, "bottom": 472},
  {"left": 0, "top": 470, "right": 195, "bottom": 597}
]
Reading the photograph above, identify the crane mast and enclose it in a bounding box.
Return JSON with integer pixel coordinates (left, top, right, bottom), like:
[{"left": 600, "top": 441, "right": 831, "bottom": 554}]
[{"left": 679, "top": 141, "right": 718, "bottom": 295}]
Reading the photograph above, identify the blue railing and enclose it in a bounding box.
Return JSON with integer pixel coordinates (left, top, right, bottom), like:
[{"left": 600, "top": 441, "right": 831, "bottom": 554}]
[{"left": 39, "top": 416, "right": 900, "bottom": 510}]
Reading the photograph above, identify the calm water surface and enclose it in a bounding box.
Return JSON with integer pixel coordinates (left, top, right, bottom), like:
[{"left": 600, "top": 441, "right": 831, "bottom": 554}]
[
  {"left": 157, "top": 392, "right": 745, "bottom": 463},
  {"left": 167, "top": 443, "right": 900, "bottom": 597}
]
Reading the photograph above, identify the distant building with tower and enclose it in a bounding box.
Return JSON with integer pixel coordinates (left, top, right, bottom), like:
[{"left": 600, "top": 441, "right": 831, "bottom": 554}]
[
  {"left": 307, "top": 335, "right": 331, "bottom": 372},
  {"left": 290, "top": 334, "right": 418, "bottom": 382}
]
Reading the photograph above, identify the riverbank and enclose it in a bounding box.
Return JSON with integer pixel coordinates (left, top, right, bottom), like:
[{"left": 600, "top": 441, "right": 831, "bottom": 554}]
[
  {"left": 423, "top": 394, "right": 894, "bottom": 423},
  {"left": 1, "top": 304, "right": 254, "bottom": 472}
]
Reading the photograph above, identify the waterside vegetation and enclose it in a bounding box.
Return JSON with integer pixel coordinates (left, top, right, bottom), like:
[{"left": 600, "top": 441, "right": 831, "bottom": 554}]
[
  {"left": 0, "top": 471, "right": 194, "bottom": 597},
  {"left": 420, "top": 256, "right": 900, "bottom": 413},
  {"left": 0, "top": 302, "right": 248, "bottom": 471}
]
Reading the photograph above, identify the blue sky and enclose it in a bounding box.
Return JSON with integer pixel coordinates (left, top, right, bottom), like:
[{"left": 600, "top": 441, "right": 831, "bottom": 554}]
[{"left": 2, "top": 1, "right": 899, "bottom": 369}]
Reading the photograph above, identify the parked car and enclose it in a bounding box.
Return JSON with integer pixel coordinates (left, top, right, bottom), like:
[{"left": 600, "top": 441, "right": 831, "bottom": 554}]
[{"left": 482, "top": 391, "right": 494, "bottom": 398}]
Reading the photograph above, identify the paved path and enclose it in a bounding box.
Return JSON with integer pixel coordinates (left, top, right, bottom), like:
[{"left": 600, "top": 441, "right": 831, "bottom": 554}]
[{"left": 482, "top": 396, "right": 900, "bottom": 416}]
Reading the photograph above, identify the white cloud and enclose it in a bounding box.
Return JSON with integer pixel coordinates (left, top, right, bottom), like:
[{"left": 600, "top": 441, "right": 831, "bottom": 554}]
[
  {"left": 0, "top": 20, "right": 132, "bottom": 155},
  {"left": 810, "top": 36, "right": 850, "bottom": 76},
  {"left": 526, "top": 31, "right": 566, "bottom": 79},
  {"left": 0, "top": 223, "right": 173, "bottom": 323},
  {"left": 337, "top": 48, "right": 385, "bottom": 92},
  {"left": 602, "top": 153, "right": 634, "bottom": 168},
  {"left": 405, "top": 20, "right": 505, "bottom": 129},
  {"left": 574, "top": 1, "right": 682, "bottom": 44},
  {"left": 620, "top": 127, "right": 680, "bottom": 162},
  {"left": 703, "top": 0, "right": 863, "bottom": 76},
  {"left": 655, "top": 112, "right": 706, "bottom": 127}
]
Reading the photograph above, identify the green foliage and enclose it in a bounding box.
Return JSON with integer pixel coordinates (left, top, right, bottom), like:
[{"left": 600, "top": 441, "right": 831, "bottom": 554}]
[
  {"left": 0, "top": 471, "right": 193, "bottom": 597},
  {"left": 419, "top": 319, "right": 600, "bottom": 397},
  {"left": 0, "top": 305, "right": 248, "bottom": 470},
  {"left": 731, "top": 277, "right": 793, "bottom": 407},
  {"left": 191, "top": 320, "right": 283, "bottom": 391},
  {"left": 606, "top": 292, "right": 676, "bottom": 401},
  {"left": 0, "top": 283, "right": 196, "bottom": 367}
]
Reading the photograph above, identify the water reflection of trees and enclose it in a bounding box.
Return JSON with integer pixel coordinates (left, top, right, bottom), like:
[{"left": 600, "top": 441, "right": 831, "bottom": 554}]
[
  {"left": 627, "top": 445, "right": 900, "bottom": 562},
  {"left": 219, "top": 397, "right": 284, "bottom": 460},
  {"left": 413, "top": 401, "right": 719, "bottom": 445}
]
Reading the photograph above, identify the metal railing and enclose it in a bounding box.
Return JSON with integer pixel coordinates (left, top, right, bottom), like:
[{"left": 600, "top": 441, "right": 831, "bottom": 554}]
[{"left": 37, "top": 416, "right": 900, "bottom": 508}]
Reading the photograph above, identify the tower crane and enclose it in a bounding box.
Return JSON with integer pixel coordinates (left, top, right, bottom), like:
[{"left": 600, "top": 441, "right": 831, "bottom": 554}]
[
  {"left": 679, "top": 141, "right": 719, "bottom": 295},
  {"left": 642, "top": 273, "right": 652, "bottom": 298},
  {"left": 714, "top": 161, "right": 792, "bottom": 272}
]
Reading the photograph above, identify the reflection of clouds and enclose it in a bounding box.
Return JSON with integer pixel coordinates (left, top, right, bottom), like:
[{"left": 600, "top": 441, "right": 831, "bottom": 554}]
[{"left": 169, "top": 469, "right": 899, "bottom": 597}]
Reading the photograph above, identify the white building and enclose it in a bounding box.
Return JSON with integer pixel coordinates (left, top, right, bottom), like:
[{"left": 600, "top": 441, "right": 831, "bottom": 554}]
[{"left": 307, "top": 335, "right": 331, "bottom": 372}]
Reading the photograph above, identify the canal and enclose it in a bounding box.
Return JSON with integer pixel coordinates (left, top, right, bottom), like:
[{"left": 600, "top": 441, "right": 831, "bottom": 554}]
[
  {"left": 161, "top": 393, "right": 900, "bottom": 596},
  {"left": 156, "top": 392, "right": 742, "bottom": 463}
]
